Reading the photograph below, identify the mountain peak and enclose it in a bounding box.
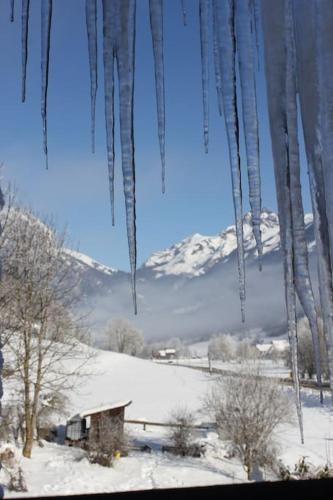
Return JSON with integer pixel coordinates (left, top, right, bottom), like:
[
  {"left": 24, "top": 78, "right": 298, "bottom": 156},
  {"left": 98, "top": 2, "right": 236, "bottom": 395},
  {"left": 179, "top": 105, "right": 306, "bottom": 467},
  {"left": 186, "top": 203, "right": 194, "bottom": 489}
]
[{"left": 143, "top": 210, "right": 284, "bottom": 278}]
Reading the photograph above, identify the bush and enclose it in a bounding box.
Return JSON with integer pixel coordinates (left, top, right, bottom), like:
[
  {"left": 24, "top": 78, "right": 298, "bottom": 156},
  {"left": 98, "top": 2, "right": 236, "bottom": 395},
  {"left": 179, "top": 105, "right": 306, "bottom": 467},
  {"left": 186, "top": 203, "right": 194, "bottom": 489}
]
[
  {"left": 277, "top": 456, "right": 333, "bottom": 480},
  {"left": 204, "top": 361, "right": 294, "bottom": 479},
  {"left": 0, "top": 446, "right": 27, "bottom": 492},
  {"left": 168, "top": 407, "right": 199, "bottom": 457}
]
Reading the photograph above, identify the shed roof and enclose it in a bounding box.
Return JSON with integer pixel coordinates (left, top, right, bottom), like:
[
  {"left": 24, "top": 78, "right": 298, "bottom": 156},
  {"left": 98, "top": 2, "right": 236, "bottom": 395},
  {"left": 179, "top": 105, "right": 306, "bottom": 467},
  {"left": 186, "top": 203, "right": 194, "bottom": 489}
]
[{"left": 68, "top": 400, "right": 132, "bottom": 422}]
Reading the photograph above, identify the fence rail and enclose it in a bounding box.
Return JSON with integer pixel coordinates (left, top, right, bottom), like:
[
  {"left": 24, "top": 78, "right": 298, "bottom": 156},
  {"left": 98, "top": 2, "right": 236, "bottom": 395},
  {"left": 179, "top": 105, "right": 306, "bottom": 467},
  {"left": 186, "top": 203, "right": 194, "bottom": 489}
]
[{"left": 125, "top": 419, "right": 215, "bottom": 431}]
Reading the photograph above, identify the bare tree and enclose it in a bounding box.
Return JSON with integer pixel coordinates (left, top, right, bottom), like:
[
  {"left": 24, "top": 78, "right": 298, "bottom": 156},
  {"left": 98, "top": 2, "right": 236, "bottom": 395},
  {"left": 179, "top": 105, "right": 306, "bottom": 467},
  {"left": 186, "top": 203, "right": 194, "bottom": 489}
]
[
  {"left": 103, "top": 318, "right": 144, "bottom": 356},
  {"left": 284, "top": 316, "right": 329, "bottom": 380},
  {"left": 208, "top": 334, "right": 236, "bottom": 361},
  {"left": 0, "top": 208, "right": 92, "bottom": 458},
  {"left": 204, "top": 361, "right": 294, "bottom": 480}
]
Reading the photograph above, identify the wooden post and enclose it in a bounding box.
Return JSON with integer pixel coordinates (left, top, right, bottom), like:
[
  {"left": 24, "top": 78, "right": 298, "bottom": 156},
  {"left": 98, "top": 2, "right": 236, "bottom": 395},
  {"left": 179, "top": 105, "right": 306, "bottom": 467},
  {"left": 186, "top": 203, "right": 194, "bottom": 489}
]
[{"left": 208, "top": 352, "right": 212, "bottom": 375}]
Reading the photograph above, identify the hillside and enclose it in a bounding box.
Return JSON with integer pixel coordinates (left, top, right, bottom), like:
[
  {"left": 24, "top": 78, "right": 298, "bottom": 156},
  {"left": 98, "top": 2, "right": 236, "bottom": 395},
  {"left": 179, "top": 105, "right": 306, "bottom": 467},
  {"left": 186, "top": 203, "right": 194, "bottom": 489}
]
[{"left": 2, "top": 345, "right": 333, "bottom": 497}]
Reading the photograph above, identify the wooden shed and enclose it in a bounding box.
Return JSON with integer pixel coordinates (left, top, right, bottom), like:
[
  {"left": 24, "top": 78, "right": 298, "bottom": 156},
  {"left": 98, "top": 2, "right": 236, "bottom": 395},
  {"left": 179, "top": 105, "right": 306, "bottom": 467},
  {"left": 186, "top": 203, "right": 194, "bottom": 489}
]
[{"left": 65, "top": 400, "right": 132, "bottom": 447}]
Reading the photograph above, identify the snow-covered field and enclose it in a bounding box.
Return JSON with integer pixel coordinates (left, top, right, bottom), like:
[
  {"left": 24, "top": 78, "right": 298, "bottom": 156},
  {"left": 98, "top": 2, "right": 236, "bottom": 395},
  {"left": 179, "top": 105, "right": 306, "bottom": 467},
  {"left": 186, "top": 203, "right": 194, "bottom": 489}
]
[{"left": 2, "top": 345, "right": 333, "bottom": 497}]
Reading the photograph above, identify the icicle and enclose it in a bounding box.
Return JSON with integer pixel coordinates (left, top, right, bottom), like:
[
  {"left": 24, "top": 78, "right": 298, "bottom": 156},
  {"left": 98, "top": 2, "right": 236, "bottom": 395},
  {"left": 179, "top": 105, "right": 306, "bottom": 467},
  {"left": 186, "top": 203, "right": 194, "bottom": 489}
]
[
  {"left": 10, "top": 0, "right": 14, "bottom": 22},
  {"left": 41, "top": 0, "right": 52, "bottom": 170},
  {"left": 250, "top": 0, "right": 260, "bottom": 72},
  {"left": 285, "top": 0, "right": 323, "bottom": 402},
  {"left": 315, "top": 1, "right": 333, "bottom": 296},
  {"left": 21, "top": 0, "right": 30, "bottom": 103},
  {"left": 261, "top": 0, "right": 304, "bottom": 441},
  {"left": 102, "top": 0, "right": 137, "bottom": 313},
  {"left": 212, "top": 5, "right": 223, "bottom": 116},
  {"left": 213, "top": 0, "right": 245, "bottom": 322},
  {"left": 180, "top": 0, "right": 187, "bottom": 26},
  {"left": 149, "top": 0, "right": 166, "bottom": 193},
  {"left": 102, "top": 1, "right": 116, "bottom": 226},
  {"left": 235, "top": 0, "right": 262, "bottom": 270},
  {"left": 199, "top": 0, "right": 209, "bottom": 153},
  {"left": 85, "top": 0, "right": 98, "bottom": 154},
  {"left": 0, "top": 184, "right": 4, "bottom": 414},
  {"left": 293, "top": 0, "right": 333, "bottom": 401}
]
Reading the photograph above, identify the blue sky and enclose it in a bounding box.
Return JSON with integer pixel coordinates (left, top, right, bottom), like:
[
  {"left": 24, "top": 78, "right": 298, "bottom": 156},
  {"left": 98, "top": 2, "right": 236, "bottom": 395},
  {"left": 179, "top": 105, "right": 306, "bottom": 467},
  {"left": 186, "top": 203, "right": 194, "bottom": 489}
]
[{"left": 0, "top": 0, "right": 312, "bottom": 271}]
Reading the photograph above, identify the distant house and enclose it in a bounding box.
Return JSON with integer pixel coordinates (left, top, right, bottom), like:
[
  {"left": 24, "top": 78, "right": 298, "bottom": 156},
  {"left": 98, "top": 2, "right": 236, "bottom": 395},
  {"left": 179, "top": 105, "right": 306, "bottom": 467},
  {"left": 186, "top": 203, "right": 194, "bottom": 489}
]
[
  {"left": 255, "top": 339, "right": 289, "bottom": 358},
  {"left": 65, "top": 400, "right": 132, "bottom": 447},
  {"left": 255, "top": 343, "right": 273, "bottom": 357},
  {"left": 152, "top": 348, "right": 177, "bottom": 360}
]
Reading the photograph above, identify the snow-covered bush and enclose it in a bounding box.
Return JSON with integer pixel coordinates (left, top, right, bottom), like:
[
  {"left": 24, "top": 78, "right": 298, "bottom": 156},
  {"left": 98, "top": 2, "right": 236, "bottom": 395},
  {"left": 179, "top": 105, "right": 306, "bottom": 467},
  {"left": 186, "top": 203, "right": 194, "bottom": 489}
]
[
  {"left": 204, "top": 361, "right": 294, "bottom": 479},
  {"left": 284, "top": 316, "right": 329, "bottom": 380},
  {"left": 0, "top": 445, "right": 27, "bottom": 492},
  {"left": 168, "top": 406, "right": 200, "bottom": 457},
  {"left": 102, "top": 318, "right": 144, "bottom": 356},
  {"left": 277, "top": 456, "right": 333, "bottom": 480},
  {"left": 0, "top": 403, "right": 25, "bottom": 445},
  {"left": 208, "top": 334, "right": 236, "bottom": 361}
]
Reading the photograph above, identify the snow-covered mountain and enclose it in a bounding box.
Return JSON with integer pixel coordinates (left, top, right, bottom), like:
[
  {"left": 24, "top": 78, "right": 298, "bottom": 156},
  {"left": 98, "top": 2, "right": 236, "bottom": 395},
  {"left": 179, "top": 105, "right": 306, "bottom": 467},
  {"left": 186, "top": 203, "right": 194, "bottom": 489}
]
[
  {"left": 69, "top": 208, "right": 316, "bottom": 343},
  {"left": 143, "top": 210, "right": 287, "bottom": 278},
  {"left": 2, "top": 208, "right": 317, "bottom": 343}
]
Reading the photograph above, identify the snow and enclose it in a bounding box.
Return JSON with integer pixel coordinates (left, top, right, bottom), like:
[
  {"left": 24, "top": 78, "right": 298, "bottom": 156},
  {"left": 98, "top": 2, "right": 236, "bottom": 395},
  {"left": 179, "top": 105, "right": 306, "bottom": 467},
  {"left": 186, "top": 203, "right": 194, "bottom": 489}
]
[
  {"left": 2, "top": 345, "right": 333, "bottom": 497},
  {"left": 63, "top": 248, "right": 117, "bottom": 275},
  {"left": 144, "top": 210, "right": 314, "bottom": 279},
  {"left": 77, "top": 400, "right": 132, "bottom": 419},
  {"left": 256, "top": 343, "right": 272, "bottom": 353}
]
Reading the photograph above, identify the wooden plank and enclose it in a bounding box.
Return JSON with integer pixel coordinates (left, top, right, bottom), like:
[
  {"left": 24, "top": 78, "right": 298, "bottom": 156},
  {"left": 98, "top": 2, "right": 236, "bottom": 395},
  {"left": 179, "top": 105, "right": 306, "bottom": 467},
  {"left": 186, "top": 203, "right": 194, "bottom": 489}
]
[{"left": 124, "top": 419, "right": 214, "bottom": 430}]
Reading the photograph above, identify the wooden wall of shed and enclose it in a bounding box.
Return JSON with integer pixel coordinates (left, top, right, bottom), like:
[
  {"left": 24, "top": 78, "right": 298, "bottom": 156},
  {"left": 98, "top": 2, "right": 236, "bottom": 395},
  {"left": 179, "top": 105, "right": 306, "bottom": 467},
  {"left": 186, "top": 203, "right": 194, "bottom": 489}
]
[{"left": 89, "top": 407, "right": 125, "bottom": 445}]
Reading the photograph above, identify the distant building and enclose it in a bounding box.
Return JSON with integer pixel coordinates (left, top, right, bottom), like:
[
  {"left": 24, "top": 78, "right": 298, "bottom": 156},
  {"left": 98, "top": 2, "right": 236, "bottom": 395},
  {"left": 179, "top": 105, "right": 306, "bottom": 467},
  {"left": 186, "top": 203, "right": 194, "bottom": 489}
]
[
  {"left": 255, "top": 339, "right": 289, "bottom": 358},
  {"left": 152, "top": 348, "right": 176, "bottom": 360},
  {"left": 65, "top": 400, "right": 132, "bottom": 448}
]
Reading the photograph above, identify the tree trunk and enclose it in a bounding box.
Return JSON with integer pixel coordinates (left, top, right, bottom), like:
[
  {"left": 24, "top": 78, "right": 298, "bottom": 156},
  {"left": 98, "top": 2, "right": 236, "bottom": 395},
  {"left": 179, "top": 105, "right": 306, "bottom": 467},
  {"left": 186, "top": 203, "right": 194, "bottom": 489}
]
[{"left": 22, "top": 421, "right": 33, "bottom": 458}]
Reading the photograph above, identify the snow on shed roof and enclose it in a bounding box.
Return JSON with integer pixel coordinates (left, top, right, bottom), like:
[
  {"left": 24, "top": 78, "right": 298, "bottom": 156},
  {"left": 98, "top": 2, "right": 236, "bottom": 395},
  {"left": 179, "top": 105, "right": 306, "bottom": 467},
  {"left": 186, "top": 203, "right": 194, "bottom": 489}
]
[{"left": 69, "top": 400, "right": 132, "bottom": 421}]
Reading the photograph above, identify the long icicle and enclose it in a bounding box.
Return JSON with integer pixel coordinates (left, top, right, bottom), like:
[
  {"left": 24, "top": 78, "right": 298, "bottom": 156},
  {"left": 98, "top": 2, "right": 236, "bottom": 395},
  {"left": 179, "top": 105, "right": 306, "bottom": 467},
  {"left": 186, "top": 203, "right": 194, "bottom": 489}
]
[
  {"left": 41, "top": 0, "right": 52, "bottom": 170},
  {"left": 149, "top": 0, "right": 166, "bottom": 193},
  {"left": 212, "top": 4, "right": 223, "bottom": 116},
  {"left": 316, "top": 1, "right": 333, "bottom": 303},
  {"left": 103, "top": 0, "right": 137, "bottom": 313},
  {"left": 102, "top": 1, "right": 116, "bottom": 226},
  {"left": 214, "top": 0, "right": 245, "bottom": 322},
  {"left": 21, "top": 0, "right": 30, "bottom": 103},
  {"left": 180, "top": 0, "right": 187, "bottom": 25},
  {"left": 0, "top": 184, "right": 5, "bottom": 423},
  {"left": 293, "top": 0, "right": 333, "bottom": 401},
  {"left": 10, "top": 0, "right": 14, "bottom": 22},
  {"left": 85, "top": 0, "right": 98, "bottom": 154},
  {"left": 117, "top": 0, "right": 137, "bottom": 314},
  {"left": 199, "top": 0, "right": 209, "bottom": 153},
  {"left": 261, "top": 0, "right": 303, "bottom": 441},
  {"left": 235, "top": 0, "right": 262, "bottom": 270},
  {"left": 285, "top": 0, "right": 323, "bottom": 402},
  {"left": 315, "top": 1, "right": 333, "bottom": 400},
  {"left": 250, "top": 0, "right": 260, "bottom": 71}
]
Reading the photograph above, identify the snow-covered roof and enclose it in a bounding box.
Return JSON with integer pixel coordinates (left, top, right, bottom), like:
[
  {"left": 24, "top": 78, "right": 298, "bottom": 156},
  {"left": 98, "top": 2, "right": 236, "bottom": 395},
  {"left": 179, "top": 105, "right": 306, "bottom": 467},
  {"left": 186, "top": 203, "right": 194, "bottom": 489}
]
[
  {"left": 272, "top": 339, "right": 289, "bottom": 351},
  {"left": 69, "top": 400, "right": 132, "bottom": 421},
  {"left": 255, "top": 343, "right": 272, "bottom": 353},
  {"left": 165, "top": 348, "right": 176, "bottom": 354}
]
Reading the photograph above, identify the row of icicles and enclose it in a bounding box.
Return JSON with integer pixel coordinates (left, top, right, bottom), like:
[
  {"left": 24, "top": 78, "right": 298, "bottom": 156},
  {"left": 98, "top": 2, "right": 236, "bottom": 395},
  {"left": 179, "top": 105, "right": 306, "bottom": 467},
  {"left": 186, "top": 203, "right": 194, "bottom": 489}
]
[{"left": 6, "top": 0, "right": 333, "bottom": 443}]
